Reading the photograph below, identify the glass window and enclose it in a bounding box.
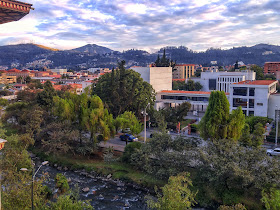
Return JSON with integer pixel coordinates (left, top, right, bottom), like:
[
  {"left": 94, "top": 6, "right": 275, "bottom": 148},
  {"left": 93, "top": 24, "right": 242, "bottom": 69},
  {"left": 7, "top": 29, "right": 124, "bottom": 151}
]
[
  {"left": 233, "top": 98, "right": 247, "bottom": 107},
  {"left": 249, "top": 111, "right": 254, "bottom": 116},
  {"left": 249, "top": 99, "right": 254, "bottom": 108},
  {"left": 257, "top": 103, "right": 263, "bottom": 106},
  {"left": 233, "top": 87, "right": 247, "bottom": 96},
  {"left": 249, "top": 88, "right": 255, "bottom": 96},
  {"left": 209, "top": 79, "right": 216, "bottom": 90}
]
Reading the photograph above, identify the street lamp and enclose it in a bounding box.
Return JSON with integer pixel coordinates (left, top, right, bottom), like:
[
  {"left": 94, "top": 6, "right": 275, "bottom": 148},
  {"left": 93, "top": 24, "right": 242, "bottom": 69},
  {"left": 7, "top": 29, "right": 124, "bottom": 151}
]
[
  {"left": 20, "top": 161, "right": 48, "bottom": 210},
  {"left": 0, "top": 139, "right": 7, "bottom": 210},
  {"left": 275, "top": 106, "right": 279, "bottom": 148},
  {"left": 143, "top": 103, "right": 150, "bottom": 143}
]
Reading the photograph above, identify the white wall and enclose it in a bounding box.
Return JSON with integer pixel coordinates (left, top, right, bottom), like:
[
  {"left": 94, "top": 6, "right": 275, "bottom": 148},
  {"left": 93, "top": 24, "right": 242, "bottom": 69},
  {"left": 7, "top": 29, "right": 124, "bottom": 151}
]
[{"left": 268, "top": 94, "right": 280, "bottom": 119}]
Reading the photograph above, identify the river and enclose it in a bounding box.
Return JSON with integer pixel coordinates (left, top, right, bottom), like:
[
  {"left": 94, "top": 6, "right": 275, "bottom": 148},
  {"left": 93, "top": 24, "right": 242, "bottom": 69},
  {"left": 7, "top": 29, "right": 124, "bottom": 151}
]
[{"left": 34, "top": 158, "right": 149, "bottom": 210}]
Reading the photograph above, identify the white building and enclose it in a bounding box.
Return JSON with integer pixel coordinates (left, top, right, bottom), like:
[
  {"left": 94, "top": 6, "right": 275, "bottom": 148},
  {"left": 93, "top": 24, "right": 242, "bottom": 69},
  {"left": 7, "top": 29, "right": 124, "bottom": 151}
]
[
  {"left": 268, "top": 94, "right": 280, "bottom": 119},
  {"left": 50, "top": 69, "right": 67, "bottom": 75},
  {"left": 131, "top": 66, "right": 172, "bottom": 93},
  {"left": 229, "top": 80, "right": 278, "bottom": 117},
  {"left": 192, "top": 70, "right": 256, "bottom": 93}
]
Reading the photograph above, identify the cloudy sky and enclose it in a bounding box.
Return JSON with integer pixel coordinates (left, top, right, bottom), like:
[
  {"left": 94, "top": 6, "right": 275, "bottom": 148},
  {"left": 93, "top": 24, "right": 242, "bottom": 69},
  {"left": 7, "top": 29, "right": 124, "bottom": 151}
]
[{"left": 1, "top": 0, "right": 279, "bottom": 52}]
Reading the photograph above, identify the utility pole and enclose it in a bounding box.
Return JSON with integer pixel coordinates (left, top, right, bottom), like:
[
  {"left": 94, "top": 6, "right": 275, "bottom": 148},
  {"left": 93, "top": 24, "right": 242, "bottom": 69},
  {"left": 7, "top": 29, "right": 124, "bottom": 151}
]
[{"left": 275, "top": 106, "right": 279, "bottom": 148}]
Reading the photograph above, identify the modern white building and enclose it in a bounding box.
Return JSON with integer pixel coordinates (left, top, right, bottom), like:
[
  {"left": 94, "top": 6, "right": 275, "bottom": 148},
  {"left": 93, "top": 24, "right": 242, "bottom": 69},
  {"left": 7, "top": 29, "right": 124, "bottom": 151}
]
[
  {"left": 131, "top": 66, "right": 172, "bottom": 93},
  {"left": 192, "top": 70, "right": 256, "bottom": 93},
  {"left": 229, "top": 80, "right": 278, "bottom": 117},
  {"left": 268, "top": 94, "right": 280, "bottom": 119},
  {"left": 50, "top": 69, "right": 67, "bottom": 75}
]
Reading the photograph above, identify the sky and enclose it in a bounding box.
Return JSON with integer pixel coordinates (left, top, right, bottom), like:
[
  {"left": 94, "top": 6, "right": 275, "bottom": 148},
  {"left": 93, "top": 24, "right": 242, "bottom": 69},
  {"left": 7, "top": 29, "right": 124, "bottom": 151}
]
[{"left": 0, "top": 0, "right": 280, "bottom": 52}]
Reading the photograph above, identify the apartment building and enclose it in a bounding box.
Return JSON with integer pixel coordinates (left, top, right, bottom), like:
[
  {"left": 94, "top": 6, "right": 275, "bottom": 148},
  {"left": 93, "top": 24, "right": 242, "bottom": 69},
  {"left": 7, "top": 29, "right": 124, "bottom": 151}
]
[
  {"left": 264, "top": 62, "right": 280, "bottom": 74},
  {"left": 172, "top": 64, "right": 195, "bottom": 79}
]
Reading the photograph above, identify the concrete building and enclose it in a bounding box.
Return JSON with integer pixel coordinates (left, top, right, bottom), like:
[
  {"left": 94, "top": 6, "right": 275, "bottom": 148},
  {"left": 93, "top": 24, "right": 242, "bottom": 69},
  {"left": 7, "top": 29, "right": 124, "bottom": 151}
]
[
  {"left": 172, "top": 64, "right": 195, "bottom": 79},
  {"left": 229, "top": 80, "right": 278, "bottom": 117},
  {"left": 268, "top": 94, "right": 280, "bottom": 119},
  {"left": 131, "top": 66, "right": 172, "bottom": 93},
  {"left": 192, "top": 70, "right": 256, "bottom": 92},
  {"left": 50, "top": 69, "right": 67, "bottom": 75},
  {"left": 0, "top": 71, "right": 16, "bottom": 84},
  {"left": 264, "top": 62, "right": 280, "bottom": 75}
]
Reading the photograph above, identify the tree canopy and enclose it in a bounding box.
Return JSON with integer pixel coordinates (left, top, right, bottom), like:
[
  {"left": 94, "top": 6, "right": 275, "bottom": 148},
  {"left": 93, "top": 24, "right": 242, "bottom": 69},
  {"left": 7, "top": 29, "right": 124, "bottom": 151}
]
[{"left": 92, "top": 60, "right": 155, "bottom": 117}]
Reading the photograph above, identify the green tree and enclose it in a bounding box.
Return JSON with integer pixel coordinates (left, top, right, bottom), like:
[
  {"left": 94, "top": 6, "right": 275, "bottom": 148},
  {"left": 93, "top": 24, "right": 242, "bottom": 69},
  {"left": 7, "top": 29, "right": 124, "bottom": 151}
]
[
  {"left": 251, "top": 122, "right": 265, "bottom": 147},
  {"left": 147, "top": 172, "right": 197, "bottom": 210},
  {"left": 37, "top": 80, "right": 57, "bottom": 109},
  {"left": 239, "top": 123, "right": 252, "bottom": 146},
  {"left": 194, "top": 82, "right": 203, "bottom": 91},
  {"left": 251, "top": 65, "right": 264, "bottom": 80},
  {"left": 228, "top": 107, "right": 245, "bottom": 141},
  {"left": 186, "top": 80, "right": 195, "bottom": 91},
  {"left": 50, "top": 194, "right": 93, "bottom": 210},
  {"left": 92, "top": 60, "right": 155, "bottom": 117},
  {"left": 199, "top": 91, "right": 230, "bottom": 140},
  {"left": 261, "top": 187, "right": 280, "bottom": 210},
  {"left": 114, "top": 111, "right": 142, "bottom": 134}
]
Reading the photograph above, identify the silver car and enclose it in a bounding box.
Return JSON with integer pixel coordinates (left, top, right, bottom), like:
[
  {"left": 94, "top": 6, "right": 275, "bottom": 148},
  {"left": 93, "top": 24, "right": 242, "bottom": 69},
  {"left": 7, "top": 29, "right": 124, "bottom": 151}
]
[{"left": 266, "top": 148, "right": 280, "bottom": 156}]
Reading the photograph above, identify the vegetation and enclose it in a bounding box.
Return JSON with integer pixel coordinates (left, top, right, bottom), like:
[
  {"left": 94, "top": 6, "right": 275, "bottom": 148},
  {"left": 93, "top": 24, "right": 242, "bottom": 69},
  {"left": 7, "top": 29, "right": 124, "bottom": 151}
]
[
  {"left": 92, "top": 60, "right": 155, "bottom": 117},
  {"left": 147, "top": 172, "right": 197, "bottom": 210},
  {"left": 172, "top": 79, "right": 203, "bottom": 91}
]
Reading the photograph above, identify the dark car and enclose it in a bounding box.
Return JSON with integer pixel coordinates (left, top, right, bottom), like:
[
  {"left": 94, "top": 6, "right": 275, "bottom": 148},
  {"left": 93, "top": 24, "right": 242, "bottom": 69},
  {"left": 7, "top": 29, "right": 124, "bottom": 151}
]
[{"left": 120, "top": 133, "right": 138, "bottom": 142}]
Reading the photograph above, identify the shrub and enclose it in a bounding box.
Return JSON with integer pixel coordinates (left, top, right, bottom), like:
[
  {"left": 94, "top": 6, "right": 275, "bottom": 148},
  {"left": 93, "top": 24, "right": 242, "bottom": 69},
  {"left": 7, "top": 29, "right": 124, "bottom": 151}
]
[
  {"left": 122, "top": 141, "right": 142, "bottom": 164},
  {"left": 55, "top": 173, "right": 69, "bottom": 194}
]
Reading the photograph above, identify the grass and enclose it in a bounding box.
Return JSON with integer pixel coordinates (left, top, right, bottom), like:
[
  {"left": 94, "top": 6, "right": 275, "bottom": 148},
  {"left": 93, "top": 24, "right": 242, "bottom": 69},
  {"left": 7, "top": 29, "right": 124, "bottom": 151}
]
[
  {"left": 31, "top": 148, "right": 166, "bottom": 189},
  {"left": 181, "top": 119, "right": 193, "bottom": 128}
]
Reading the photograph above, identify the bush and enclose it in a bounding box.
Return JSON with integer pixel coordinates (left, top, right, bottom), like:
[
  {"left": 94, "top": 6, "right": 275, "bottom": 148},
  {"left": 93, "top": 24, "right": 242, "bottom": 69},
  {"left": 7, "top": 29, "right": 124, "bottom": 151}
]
[
  {"left": 55, "top": 174, "right": 69, "bottom": 194},
  {"left": 122, "top": 141, "right": 142, "bottom": 164},
  {"left": 245, "top": 116, "right": 272, "bottom": 133},
  {"left": 190, "top": 124, "right": 198, "bottom": 133}
]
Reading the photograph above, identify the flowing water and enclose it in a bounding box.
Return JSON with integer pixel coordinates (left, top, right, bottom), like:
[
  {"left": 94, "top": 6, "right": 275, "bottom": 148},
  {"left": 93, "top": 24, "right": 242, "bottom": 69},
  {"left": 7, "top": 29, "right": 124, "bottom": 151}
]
[{"left": 35, "top": 159, "right": 148, "bottom": 210}]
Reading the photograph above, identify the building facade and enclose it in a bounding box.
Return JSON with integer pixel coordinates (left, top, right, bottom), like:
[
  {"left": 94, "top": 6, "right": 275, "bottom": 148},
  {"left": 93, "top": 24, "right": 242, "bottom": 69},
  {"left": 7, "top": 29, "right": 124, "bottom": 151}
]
[
  {"left": 131, "top": 66, "right": 172, "bottom": 93},
  {"left": 264, "top": 62, "right": 280, "bottom": 75},
  {"left": 172, "top": 64, "right": 195, "bottom": 79},
  {"left": 229, "top": 80, "right": 278, "bottom": 117}
]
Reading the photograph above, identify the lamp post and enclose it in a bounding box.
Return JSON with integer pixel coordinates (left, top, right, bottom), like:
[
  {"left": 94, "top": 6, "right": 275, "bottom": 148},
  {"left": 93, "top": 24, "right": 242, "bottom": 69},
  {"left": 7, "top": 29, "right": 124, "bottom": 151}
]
[
  {"left": 0, "top": 139, "right": 7, "bottom": 210},
  {"left": 275, "top": 106, "right": 279, "bottom": 148},
  {"left": 21, "top": 161, "right": 48, "bottom": 210},
  {"left": 144, "top": 103, "right": 150, "bottom": 143}
]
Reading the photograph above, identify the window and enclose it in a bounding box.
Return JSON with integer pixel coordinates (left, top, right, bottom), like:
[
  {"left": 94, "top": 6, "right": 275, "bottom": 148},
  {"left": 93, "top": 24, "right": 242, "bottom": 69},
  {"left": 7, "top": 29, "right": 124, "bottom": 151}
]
[
  {"left": 249, "top": 88, "right": 255, "bottom": 96},
  {"left": 249, "top": 111, "right": 254, "bottom": 116},
  {"left": 257, "top": 103, "right": 263, "bottom": 106},
  {"left": 249, "top": 99, "right": 254, "bottom": 108},
  {"left": 209, "top": 79, "right": 216, "bottom": 90},
  {"left": 233, "top": 98, "right": 247, "bottom": 107},
  {"left": 233, "top": 87, "right": 247, "bottom": 96}
]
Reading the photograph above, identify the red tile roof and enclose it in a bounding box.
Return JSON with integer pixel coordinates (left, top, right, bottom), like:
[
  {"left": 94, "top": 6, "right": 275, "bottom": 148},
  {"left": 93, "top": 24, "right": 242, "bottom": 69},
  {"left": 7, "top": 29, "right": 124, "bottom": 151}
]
[
  {"left": 235, "top": 80, "right": 278, "bottom": 86},
  {"left": 161, "top": 90, "right": 230, "bottom": 95},
  {"left": 68, "top": 83, "right": 82, "bottom": 88},
  {"left": 175, "top": 64, "right": 195, "bottom": 66},
  {"left": 8, "top": 68, "right": 21, "bottom": 72}
]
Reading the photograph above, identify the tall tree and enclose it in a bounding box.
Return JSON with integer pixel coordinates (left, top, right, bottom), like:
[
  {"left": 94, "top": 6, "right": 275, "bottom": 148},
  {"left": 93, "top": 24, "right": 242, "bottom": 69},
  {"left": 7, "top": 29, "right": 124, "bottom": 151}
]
[
  {"left": 37, "top": 80, "right": 57, "bottom": 110},
  {"left": 92, "top": 60, "right": 155, "bottom": 117},
  {"left": 199, "top": 91, "right": 230, "bottom": 140},
  {"left": 251, "top": 65, "right": 264, "bottom": 80}
]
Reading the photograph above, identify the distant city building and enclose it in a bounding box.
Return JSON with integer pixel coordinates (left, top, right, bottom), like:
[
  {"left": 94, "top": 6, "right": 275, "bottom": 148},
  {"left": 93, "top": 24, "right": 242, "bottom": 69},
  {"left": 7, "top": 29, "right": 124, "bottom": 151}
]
[
  {"left": 229, "top": 80, "right": 278, "bottom": 117},
  {"left": 172, "top": 64, "right": 195, "bottom": 79},
  {"left": 131, "top": 66, "right": 172, "bottom": 93},
  {"left": 5, "top": 68, "right": 35, "bottom": 79},
  {"left": 50, "top": 69, "right": 67, "bottom": 75},
  {"left": 264, "top": 62, "right": 280, "bottom": 75},
  {"left": 0, "top": 71, "right": 16, "bottom": 84},
  {"left": 211, "top": 61, "right": 217, "bottom": 65}
]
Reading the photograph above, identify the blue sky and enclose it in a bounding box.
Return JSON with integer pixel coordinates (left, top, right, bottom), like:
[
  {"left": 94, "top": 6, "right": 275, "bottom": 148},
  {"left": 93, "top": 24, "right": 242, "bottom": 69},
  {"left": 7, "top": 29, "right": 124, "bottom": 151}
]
[{"left": 1, "top": 0, "right": 280, "bottom": 52}]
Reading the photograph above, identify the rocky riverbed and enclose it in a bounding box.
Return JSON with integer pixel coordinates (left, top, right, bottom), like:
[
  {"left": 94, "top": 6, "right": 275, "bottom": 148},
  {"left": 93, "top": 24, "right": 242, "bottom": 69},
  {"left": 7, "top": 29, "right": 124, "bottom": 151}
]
[{"left": 32, "top": 157, "right": 149, "bottom": 210}]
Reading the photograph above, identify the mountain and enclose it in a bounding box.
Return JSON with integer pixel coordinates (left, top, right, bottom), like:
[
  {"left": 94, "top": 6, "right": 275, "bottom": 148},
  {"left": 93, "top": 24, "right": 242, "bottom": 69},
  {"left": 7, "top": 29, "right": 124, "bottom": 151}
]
[
  {"left": 70, "top": 44, "right": 114, "bottom": 55},
  {"left": 1, "top": 43, "right": 280, "bottom": 70}
]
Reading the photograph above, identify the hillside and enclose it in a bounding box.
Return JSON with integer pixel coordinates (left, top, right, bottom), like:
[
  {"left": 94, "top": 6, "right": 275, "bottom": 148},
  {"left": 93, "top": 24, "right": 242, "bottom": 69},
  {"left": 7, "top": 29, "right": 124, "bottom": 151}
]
[{"left": 1, "top": 43, "right": 280, "bottom": 69}]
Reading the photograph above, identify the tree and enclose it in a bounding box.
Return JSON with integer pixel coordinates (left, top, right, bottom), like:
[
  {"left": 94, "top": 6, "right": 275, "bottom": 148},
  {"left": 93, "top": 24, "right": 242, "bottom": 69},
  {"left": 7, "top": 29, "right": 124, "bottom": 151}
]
[
  {"left": 25, "top": 76, "right": 31, "bottom": 83},
  {"left": 92, "top": 60, "right": 155, "bottom": 117},
  {"left": 251, "top": 123, "right": 265, "bottom": 147},
  {"left": 37, "top": 80, "right": 57, "bottom": 109},
  {"left": 261, "top": 187, "right": 280, "bottom": 210},
  {"left": 251, "top": 65, "right": 264, "bottom": 80},
  {"left": 199, "top": 91, "right": 230, "bottom": 140},
  {"left": 194, "top": 82, "right": 203, "bottom": 91},
  {"left": 227, "top": 107, "right": 245, "bottom": 141},
  {"left": 186, "top": 80, "right": 195, "bottom": 91},
  {"left": 147, "top": 172, "right": 197, "bottom": 210},
  {"left": 114, "top": 111, "right": 142, "bottom": 134}
]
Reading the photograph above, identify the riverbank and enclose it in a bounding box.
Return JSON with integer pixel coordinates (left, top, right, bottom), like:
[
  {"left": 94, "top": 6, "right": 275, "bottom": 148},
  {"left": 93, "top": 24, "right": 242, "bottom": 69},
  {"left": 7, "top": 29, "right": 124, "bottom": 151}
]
[{"left": 31, "top": 147, "right": 166, "bottom": 191}]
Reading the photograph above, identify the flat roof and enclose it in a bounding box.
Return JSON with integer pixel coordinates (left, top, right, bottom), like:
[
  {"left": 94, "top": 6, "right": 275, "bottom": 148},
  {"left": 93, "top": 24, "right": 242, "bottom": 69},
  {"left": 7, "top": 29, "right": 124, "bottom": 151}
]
[
  {"left": 161, "top": 90, "right": 230, "bottom": 95},
  {"left": 234, "top": 80, "right": 278, "bottom": 86}
]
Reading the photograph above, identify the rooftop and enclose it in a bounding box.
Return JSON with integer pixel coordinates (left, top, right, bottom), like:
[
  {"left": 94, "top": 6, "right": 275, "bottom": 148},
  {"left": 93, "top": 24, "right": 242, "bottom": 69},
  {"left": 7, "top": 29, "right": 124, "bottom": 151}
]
[
  {"left": 235, "top": 80, "right": 278, "bottom": 86},
  {"left": 161, "top": 90, "right": 230, "bottom": 95}
]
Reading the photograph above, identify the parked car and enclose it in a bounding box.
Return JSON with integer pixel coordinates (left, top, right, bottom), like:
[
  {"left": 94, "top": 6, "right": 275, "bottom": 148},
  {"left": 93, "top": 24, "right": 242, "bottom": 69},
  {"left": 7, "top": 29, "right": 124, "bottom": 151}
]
[
  {"left": 120, "top": 133, "right": 138, "bottom": 142},
  {"left": 266, "top": 148, "right": 280, "bottom": 156},
  {"left": 121, "top": 128, "right": 131, "bottom": 133}
]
